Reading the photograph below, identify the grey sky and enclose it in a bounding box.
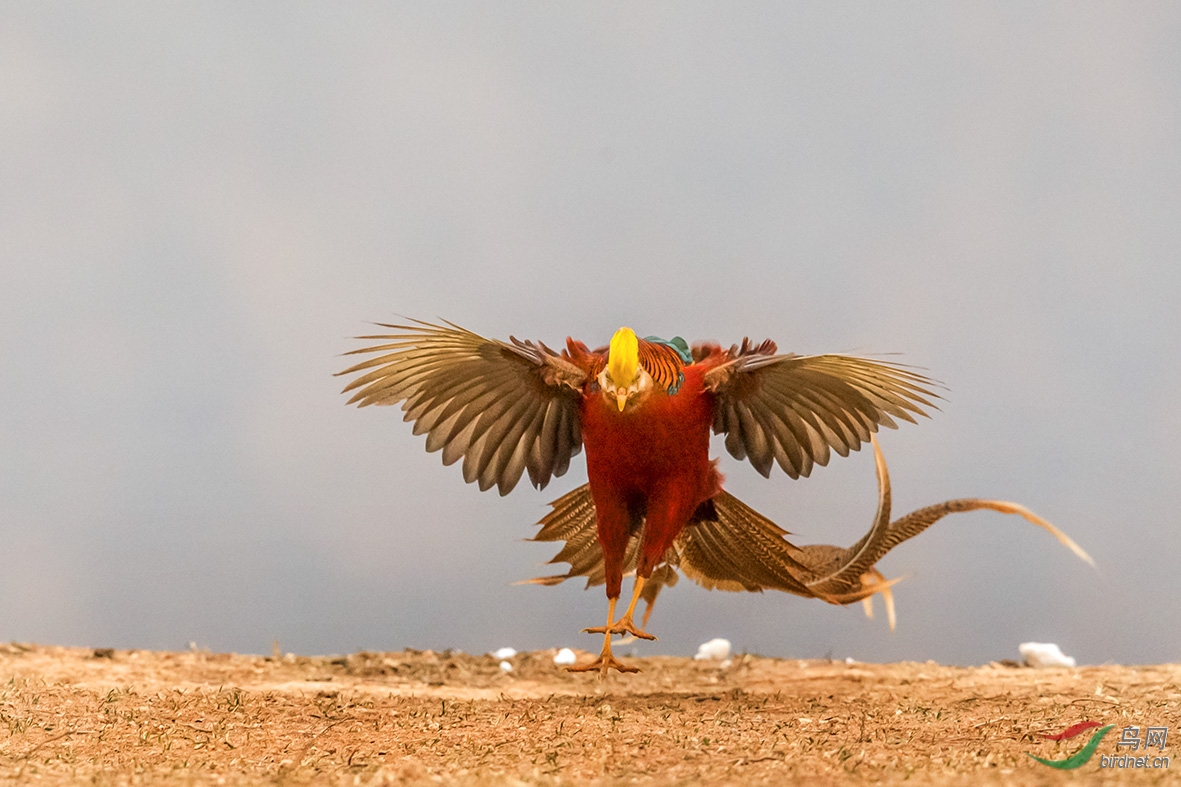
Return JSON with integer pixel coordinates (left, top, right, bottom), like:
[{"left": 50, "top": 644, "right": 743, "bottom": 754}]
[{"left": 1, "top": 4, "right": 1178, "bottom": 666}]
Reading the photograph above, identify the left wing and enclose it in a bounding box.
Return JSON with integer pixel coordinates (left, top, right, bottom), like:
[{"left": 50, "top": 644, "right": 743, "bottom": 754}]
[{"left": 702, "top": 338, "right": 941, "bottom": 478}]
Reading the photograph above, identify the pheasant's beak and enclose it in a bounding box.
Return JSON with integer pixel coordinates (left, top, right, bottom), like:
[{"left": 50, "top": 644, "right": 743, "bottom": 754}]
[{"left": 615, "top": 390, "right": 628, "bottom": 412}]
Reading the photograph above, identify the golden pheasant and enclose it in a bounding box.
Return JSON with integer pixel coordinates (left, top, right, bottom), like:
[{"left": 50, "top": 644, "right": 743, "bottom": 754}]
[{"left": 338, "top": 319, "right": 940, "bottom": 674}]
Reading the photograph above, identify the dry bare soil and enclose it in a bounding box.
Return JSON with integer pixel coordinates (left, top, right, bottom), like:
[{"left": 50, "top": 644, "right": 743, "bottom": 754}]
[{"left": 0, "top": 643, "right": 1177, "bottom": 786}]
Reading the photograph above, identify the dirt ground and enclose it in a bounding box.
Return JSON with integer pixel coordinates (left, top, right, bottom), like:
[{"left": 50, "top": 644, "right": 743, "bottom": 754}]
[{"left": 0, "top": 643, "right": 1177, "bottom": 786}]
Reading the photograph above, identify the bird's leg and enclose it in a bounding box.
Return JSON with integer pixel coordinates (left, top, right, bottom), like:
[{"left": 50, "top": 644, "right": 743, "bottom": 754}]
[
  {"left": 640, "top": 600, "right": 655, "bottom": 630},
  {"left": 581, "top": 576, "right": 658, "bottom": 641},
  {"left": 637, "top": 563, "right": 674, "bottom": 631},
  {"left": 610, "top": 576, "right": 657, "bottom": 640},
  {"left": 569, "top": 596, "right": 639, "bottom": 676},
  {"left": 570, "top": 499, "right": 642, "bottom": 676}
]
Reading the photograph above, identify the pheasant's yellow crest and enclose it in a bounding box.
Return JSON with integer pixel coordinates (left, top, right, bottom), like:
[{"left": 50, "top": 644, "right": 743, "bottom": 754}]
[{"left": 607, "top": 327, "right": 639, "bottom": 388}]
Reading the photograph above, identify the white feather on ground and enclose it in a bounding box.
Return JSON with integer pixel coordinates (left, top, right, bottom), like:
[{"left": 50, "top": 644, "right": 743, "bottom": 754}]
[
  {"left": 1019, "top": 642, "right": 1076, "bottom": 668},
  {"left": 694, "top": 638, "right": 732, "bottom": 661}
]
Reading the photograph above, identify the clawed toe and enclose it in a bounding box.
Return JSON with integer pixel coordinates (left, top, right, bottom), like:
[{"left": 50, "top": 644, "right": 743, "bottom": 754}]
[
  {"left": 614, "top": 619, "right": 656, "bottom": 641},
  {"left": 581, "top": 619, "right": 657, "bottom": 640},
  {"left": 566, "top": 654, "right": 641, "bottom": 675}
]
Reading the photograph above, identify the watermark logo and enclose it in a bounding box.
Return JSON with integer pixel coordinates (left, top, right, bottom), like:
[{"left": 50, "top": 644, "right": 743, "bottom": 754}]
[
  {"left": 1028, "top": 722, "right": 1170, "bottom": 770},
  {"left": 1101, "top": 725, "right": 1171, "bottom": 770},
  {"left": 1027, "top": 721, "right": 1113, "bottom": 770}
]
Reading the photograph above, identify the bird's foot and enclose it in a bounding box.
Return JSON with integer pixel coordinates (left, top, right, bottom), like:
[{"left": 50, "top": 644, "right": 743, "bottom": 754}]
[
  {"left": 613, "top": 615, "right": 657, "bottom": 641},
  {"left": 566, "top": 652, "right": 641, "bottom": 676},
  {"left": 582, "top": 614, "right": 657, "bottom": 641}
]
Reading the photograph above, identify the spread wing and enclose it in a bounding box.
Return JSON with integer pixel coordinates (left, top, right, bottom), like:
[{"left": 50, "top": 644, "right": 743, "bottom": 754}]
[
  {"left": 338, "top": 319, "right": 586, "bottom": 495},
  {"left": 703, "top": 339, "right": 941, "bottom": 478}
]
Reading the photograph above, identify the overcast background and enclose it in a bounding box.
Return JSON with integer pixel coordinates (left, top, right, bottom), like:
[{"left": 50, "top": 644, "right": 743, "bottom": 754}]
[{"left": 2, "top": 4, "right": 1178, "bottom": 667}]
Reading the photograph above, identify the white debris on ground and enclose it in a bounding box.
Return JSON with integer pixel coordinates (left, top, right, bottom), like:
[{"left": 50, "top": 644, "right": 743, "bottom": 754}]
[
  {"left": 498, "top": 660, "right": 513, "bottom": 673},
  {"left": 489, "top": 647, "right": 517, "bottom": 660},
  {"left": 553, "top": 647, "right": 577, "bottom": 666},
  {"left": 694, "top": 638, "right": 732, "bottom": 661},
  {"left": 1019, "top": 641, "right": 1077, "bottom": 668}
]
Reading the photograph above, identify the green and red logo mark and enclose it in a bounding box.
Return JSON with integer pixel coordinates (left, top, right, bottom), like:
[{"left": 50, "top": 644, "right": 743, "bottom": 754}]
[{"left": 1028, "top": 721, "right": 1114, "bottom": 769}]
